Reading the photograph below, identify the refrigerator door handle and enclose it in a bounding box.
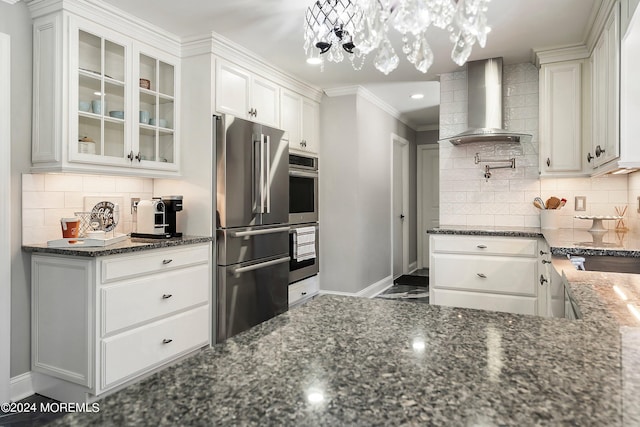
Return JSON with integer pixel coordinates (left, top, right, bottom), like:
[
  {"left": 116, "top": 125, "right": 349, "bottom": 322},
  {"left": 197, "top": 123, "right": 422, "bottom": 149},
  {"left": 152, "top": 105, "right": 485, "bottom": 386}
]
[
  {"left": 232, "top": 256, "right": 291, "bottom": 275},
  {"left": 260, "top": 134, "right": 266, "bottom": 213},
  {"left": 230, "top": 226, "right": 290, "bottom": 237},
  {"left": 252, "top": 137, "right": 263, "bottom": 214},
  {"left": 265, "top": 134, "right": 271, "bottom": 214}
]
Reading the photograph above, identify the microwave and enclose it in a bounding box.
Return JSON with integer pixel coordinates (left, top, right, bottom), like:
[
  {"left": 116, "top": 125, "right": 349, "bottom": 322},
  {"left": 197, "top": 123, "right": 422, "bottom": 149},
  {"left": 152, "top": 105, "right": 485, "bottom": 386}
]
[{"left": 289, "top": 154, "right": 318, "bottom": 225}]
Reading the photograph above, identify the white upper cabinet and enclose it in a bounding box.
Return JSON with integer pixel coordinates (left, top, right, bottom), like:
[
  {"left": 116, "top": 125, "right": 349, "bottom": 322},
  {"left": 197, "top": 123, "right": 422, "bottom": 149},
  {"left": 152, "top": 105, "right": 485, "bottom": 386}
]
[
  {"left": 215, "top": 60, "right": 279, "bottom": 128},
  {"left": 590, "top": 4, "right": 620, "bottom": 170},
  {"left": 621, "top": 0, "right": 640, "bottom": 37},
  {"left": 539, "top": 61, "right": 586, "bottom": 176},
  {"left": 30, "top": 5, "right": 181, "bottom": 177},
  {"left": 280, "top": 89, "right": 320, "bottom": 155}
]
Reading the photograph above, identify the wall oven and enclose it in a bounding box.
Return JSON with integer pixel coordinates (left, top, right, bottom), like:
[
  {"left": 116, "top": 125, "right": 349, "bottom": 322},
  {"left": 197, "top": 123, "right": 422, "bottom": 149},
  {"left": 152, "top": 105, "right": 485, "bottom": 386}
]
[
  {"left": 289, "top": 154, "right": 318, "bottom": 224},
  {"left": 289, "top": 222, "right": 319, "bottom": 284},
  {"left": 289, "top": 153, "right": 319, "bottom": 283}
]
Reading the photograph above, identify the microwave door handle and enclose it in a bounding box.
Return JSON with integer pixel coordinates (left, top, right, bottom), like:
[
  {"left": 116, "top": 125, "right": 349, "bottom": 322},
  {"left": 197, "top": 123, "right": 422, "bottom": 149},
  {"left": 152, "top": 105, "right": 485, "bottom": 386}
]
[
  {"left": 265, "top": 134, "right": 271, "bottom": 214},
  {"left": 232, "top": 256, "right": 290, "bottom": 275}
]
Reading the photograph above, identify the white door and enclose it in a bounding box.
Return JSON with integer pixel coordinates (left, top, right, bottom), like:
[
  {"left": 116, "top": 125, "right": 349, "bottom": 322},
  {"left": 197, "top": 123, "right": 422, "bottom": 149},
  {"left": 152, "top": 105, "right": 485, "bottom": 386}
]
[
  {"left": 251, "top": 75, "right": 279, "bottom": 128},
  {"left": 0, "top": 32, "right": 11, "bottom": 404},
  {"left": 417, "top": 145, "right": 440, "bottom": 269},
  {"left": 392, "top": 135, "right": 409, "bottom": 278},
  {"left": 215, "top": 61, "right": 250, "bottom": 119}
]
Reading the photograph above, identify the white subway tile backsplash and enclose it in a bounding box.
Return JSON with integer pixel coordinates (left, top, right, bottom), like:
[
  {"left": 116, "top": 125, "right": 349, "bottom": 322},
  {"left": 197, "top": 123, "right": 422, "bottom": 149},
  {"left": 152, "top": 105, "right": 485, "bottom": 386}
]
[{"left": 22, "top": 173, "right": 154, "bottom": 245}]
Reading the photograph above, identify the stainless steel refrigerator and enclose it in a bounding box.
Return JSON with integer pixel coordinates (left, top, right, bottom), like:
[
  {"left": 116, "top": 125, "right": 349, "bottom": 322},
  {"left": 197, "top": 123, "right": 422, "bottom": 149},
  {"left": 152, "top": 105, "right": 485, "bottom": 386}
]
[{"left": 214, "top": 114, "right": 290, "bottom": 342}]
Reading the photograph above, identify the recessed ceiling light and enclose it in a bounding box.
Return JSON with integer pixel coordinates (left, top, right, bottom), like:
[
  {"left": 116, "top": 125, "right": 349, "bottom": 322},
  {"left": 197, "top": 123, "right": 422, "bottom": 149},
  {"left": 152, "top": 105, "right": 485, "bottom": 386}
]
[
  {"left": 410, "top": 93, "right": 424, "bottom": 100},
  {"left": 306, "top": 57, "right": 323, "bottom": 65}
]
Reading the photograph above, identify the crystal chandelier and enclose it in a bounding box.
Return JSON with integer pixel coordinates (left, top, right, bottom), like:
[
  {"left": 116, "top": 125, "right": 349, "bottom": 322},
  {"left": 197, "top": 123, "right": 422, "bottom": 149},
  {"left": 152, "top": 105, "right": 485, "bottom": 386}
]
[{"left": 303, "top": 0, "right": 492, "bottom": 75}]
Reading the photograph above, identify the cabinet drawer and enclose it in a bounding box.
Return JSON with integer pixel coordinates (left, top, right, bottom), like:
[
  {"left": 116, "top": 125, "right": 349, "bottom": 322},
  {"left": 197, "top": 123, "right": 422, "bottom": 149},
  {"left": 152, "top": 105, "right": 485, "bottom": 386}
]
[
  {"left": 101, "top": 244, "right": 209, "bottom": 283},
  {"left": 289, "top": 276, "right": 319, "bottom": 306},
  {"left": 432, "top": 289, "right": 537, "bottom": 316},
  {"left": 431, "top": 235, "right": 537, "bottom": 257},
  {"left": 432, "top": 254, "right": 537, "bottom": 296},
  {"left": 101, "top": 305, "right": 208, "bottom": 390},
  {"left": 101, "top": 264, "right": 209, "bottom": 335}
]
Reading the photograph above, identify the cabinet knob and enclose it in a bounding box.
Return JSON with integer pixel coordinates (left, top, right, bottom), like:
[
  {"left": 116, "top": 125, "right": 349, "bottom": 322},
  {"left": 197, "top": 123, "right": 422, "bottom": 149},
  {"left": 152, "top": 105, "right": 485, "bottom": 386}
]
[
  {"left": 477, "top": 273, "right": 487, "bottom": 278},
  {"left": 539, "top": 275, "right": 548, "bottom": 285},
  {"left": 127, "top": 151, "right": 134, "bottom": 162},
  {"left": 546, "top": 157, "right": 551, "bottom": 167},
  {"left": 162, "top": 339, "right": 173, "bottom": 344},
  {"left": 542, "top": 259, "right": 551, "bottom": 264},
  {"left": 300, "top": 140, "right": 307, "bottom": 148},
  {"left": 162, "top": 259, "right": 173, "bottom": 265},
  {"left": 540, "top": 250, "right": 549, "bottom": 255},
  {"left": 587, "top": 152, "right": 594, "bottom": 163},
  {"left": 162, "top": 294, "right": 173, "bottom": 299},
  {"left": 301, "top": 291, "right": 307, "bottom": 296},
  {"left": 595, "top": 145, "right": 605, "bottom": 157},
  {"left": 135, "top": 152, "right": 142, "bottom": 162},
  {"left": 477, "top": 244, "right": 487, "bottom": 249}
]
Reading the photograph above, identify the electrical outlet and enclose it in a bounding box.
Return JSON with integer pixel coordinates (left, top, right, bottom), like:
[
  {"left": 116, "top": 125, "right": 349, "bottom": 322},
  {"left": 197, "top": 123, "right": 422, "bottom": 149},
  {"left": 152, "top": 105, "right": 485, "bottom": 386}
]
[
  {"left": 575, "top": 196, "right": 586, "bottom": 211},
  {"left": 131, "top": 197, "right": 140, "bottom": 214}
]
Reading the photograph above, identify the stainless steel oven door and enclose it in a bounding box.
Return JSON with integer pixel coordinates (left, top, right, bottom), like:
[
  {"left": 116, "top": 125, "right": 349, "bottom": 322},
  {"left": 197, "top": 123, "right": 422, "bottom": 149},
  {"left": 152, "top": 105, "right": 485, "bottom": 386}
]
[
  {"left": 289, "top": 223, "right": 319, "bottom": 284},
  {"left": 289, "top": 169, "right": 318, "bottom": 224}
]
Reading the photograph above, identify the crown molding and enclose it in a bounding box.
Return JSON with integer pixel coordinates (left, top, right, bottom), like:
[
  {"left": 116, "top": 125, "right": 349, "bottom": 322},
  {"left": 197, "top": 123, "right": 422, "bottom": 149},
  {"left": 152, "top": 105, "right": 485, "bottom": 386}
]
[
  {"left": 416, "top": 124, "right": 439, "bottom": 132},
  {"left": 532, "top": 44, "right": 590, "bottom": 67},
  {"left": 324, "top": 85, "right": 418, "bottom": 131},
  {"left": 1, "top": 0, "right": 21, "bottom": 4},
  {"left": 27, "top": 0, "right": 181, "bottom": 55},
  {"left": 583, "top": 0, "right": 617, "bottom": 52},
  {"left": 182, "top": 32, "right": 323, "bottom": 103}
]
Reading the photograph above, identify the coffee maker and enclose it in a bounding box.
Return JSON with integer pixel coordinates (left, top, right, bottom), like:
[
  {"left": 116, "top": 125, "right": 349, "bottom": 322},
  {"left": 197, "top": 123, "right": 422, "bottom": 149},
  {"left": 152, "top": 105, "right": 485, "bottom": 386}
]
[{"left": 162, "top": 195, "right": 183, "bottom": 237}]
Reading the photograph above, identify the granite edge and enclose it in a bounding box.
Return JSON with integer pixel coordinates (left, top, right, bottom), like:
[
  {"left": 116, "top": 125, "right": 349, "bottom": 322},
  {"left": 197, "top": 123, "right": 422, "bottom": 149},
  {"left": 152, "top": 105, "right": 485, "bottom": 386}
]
[{"left": 21, "top": 235, "right": 213, "bottom": 257}]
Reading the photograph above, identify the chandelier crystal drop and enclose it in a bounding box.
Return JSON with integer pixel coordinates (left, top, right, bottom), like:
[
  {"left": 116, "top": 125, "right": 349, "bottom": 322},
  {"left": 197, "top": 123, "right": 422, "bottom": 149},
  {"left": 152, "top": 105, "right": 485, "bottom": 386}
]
[{"left": 303, "top": 0, "right": 491, "bottom": 74}]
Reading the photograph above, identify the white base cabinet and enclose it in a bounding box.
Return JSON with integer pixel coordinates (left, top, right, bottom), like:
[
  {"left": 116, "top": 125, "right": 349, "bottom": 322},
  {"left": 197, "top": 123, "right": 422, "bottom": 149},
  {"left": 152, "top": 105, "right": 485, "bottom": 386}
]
[
  {"left": 31, "top": 243, "right": 211, "bottom": 402},
  {"left": 429, "top": 235, "right": 548, "bottom": 316}
]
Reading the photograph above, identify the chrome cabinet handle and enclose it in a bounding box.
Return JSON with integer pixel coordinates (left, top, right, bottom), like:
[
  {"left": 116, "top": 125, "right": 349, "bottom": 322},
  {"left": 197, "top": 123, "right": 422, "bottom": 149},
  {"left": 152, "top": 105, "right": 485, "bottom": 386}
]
[
  {"left": 477, "top": 273, "right": 487, "bottom": 278},
  {"left": 540, "top": 275, "right": 548, "bottom": 285},
  {"left": 162, "top": 294, "right": 173, "bottom": 299},
  {"left": 162, "top": 259, "right": 173, "bottom": 265},
  {"left": 477, "top": 244, "right": 487, "bottom": 249},
  {"left": 162, "top": 339, "right": 173, "bottom": 344}
]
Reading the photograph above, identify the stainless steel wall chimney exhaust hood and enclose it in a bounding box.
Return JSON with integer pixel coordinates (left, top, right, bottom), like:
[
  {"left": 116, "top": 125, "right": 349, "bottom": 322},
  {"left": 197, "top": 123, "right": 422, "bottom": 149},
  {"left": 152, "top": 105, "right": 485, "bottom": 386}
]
[{"left": 440, "top": 57, "right": 533, "bottom": 145}]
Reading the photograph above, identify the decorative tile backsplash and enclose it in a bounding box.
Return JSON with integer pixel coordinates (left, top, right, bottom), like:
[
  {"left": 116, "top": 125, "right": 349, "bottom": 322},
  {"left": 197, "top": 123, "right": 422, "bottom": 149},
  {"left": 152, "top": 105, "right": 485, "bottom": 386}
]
[
  {"left": 439, "top": 63, "right": 542, "bottom": 228},
  {"left": 22, "top": 173, "right": 153, "bottom": 244}
]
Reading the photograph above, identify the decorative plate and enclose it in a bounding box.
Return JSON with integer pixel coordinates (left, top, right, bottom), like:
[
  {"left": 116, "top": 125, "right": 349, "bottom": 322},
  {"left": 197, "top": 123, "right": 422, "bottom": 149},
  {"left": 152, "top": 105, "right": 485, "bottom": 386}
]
[{"left": 91, "top": 201, "right": 118, "bottom": 232}]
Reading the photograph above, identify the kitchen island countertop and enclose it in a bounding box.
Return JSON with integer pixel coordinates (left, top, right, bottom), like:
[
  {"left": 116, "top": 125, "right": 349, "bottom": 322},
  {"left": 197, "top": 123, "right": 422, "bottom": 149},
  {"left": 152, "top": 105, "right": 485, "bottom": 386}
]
[
  {"left": 22, "top": 235, "right": 213, "bottom": 257},
  {"left": 48, "top": 289, "right": 639, "bottom": 426}
]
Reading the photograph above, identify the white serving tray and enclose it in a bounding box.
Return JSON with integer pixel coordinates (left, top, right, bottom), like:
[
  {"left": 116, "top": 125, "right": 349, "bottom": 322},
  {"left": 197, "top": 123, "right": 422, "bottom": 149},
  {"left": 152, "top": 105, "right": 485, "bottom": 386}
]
[{"left": 47, "top": 233, "right": 128, "bottom": 248}]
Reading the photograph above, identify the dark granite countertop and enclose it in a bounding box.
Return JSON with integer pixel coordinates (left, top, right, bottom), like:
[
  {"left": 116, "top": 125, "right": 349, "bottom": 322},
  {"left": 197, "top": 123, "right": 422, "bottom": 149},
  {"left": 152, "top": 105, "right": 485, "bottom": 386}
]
[
  {"left": 22, "top": 235, "right": 212, "bottom": 257},
  {"left": 48, "top": 291, "right": 638, "bottom": 426},
  {"left": 428, "top": 225, "right": 544, "bottom": 238}
]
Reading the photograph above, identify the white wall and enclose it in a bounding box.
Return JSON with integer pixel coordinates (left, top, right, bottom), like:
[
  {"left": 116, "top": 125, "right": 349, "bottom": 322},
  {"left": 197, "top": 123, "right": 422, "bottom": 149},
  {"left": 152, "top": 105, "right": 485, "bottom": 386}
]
[
  {"left": 1, "top": 0, "right": 33, "bottom": 379},
  {"left": 319, "top": 91, "right": 416, "bottom": 294}
]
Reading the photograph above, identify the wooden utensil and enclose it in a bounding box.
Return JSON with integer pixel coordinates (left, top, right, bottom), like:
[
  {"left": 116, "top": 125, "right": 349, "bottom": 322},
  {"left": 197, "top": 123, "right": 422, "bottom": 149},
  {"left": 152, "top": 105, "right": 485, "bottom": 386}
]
[{"left": 546, "top": 196, "right": 561, "bottom": 209}]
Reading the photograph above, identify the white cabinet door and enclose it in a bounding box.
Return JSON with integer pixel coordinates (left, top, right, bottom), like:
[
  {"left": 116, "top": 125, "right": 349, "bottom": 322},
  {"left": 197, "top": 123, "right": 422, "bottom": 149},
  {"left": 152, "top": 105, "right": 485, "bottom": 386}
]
[
  {"left": 591, "top": 5, "right": 620, "bottom": 169},
  {"left": 280, "top": 89, "right": 302, "bottom": 145},
  {"left": 301, "top": 98, "right": 320, "bottom": 154},
  {"left": 215, "top": 61, "right": 250, "bottom": 119},
  {"left": 539, "top": 61, "right": 584, "bottom": 175},
  {"left": 251, "top": 75, "right": 279, "bottom": 128}
]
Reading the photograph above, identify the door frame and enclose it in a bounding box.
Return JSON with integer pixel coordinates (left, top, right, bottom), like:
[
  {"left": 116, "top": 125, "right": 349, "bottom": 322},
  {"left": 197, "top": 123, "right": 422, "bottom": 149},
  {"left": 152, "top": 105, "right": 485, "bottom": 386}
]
[
  {"left": 390, "top": 134, "right": 409, "bottom": 279},
  {"left": 417, "top": 144, "right": 439, "bottom": 269},
  {"left": 0, "top": 31, "right": 11, "bottom": 404}
]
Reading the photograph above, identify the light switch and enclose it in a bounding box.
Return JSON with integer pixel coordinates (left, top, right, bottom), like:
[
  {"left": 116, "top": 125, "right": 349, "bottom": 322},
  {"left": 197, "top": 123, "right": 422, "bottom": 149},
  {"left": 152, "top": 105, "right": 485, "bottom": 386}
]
[{"left": 575, "top": 196, "right": 586, "bottom": 211}]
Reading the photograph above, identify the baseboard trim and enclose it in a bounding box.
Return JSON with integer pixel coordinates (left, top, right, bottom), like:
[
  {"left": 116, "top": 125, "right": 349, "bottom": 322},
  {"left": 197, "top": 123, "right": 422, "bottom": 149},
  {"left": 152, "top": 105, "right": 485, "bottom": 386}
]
[
  {"left": 408, "top": 261, "right": 417, "bottom": 274},
  {"left": 319, "top": 275, "right": 394, "bottom": 299},
  {"left": 10, "top": 371, "right": 34, "bottom": 402}
]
